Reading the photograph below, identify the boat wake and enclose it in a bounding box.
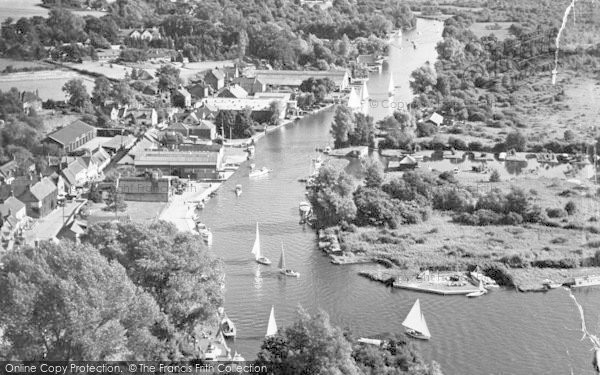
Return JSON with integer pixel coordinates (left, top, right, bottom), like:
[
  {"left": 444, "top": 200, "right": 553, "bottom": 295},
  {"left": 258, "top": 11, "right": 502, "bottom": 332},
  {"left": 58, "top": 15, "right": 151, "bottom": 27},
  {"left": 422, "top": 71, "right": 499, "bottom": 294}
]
[{"left": 566, "top": 288, "right": 600, "bottom": 372}]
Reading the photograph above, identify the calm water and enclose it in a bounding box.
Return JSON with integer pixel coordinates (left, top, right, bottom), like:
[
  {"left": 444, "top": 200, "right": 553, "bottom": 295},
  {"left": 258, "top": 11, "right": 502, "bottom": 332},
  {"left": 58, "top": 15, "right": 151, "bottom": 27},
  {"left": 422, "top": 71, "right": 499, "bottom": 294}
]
[{"left": 195, "top": 19, "right": 600, "bottom": 375}]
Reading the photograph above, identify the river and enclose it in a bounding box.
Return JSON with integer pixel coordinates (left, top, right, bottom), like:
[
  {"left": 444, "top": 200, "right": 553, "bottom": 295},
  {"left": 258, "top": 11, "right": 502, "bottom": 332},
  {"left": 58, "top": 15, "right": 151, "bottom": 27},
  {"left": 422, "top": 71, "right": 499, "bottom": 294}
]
[{"left": 194, "top": 19, "right": 599, "bottom": 375}]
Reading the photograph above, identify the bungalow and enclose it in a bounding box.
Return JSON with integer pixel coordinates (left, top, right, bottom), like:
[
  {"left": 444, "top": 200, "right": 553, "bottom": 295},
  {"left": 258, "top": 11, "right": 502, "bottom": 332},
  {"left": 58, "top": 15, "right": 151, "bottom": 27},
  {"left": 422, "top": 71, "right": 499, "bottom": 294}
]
[
  {"left": 204, "top": 69, "right": 225, "bottom": 91},
  {"left": 44, "top": 120, "right": 97, "bottom": 153},
  {"left": 172, "top": 87, "right": 192, "bottom": 108},
  {"left": 218, "top": 84, "right": 248, "bottom": 99},
  {"left": 14, "top": 177, "right": 58, "bottom": 218},
  {"left": 427, "top": 112, "right": 444, "bottom": 127}
]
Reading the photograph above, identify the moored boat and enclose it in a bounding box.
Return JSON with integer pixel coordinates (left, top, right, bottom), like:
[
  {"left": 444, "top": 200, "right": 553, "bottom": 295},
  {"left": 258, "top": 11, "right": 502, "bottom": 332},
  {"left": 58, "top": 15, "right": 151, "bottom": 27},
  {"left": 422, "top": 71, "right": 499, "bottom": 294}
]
[
  {"left": 542, "top": 279, "right": 562, "bottom": 289},
  {"left": 249, "top": 166, "right": 271, "bottom": 178},
  {"left": 235, "top": 184, "right": 242, "bottom": 197},
  {"left": 220, "top": 314, "right": 236, "bottom": 338},
  {"left": 466, "top": 280, "right": 487, "bottom": 298},
  {"left": 402, "top": 299, "right": 431, "bottom": 340},
  {"left": 470, "top": 266, "right": 499, "bottom": 288},
  {"left": 252, "top": 223, "right": 271, "bottom": 265},
  {"left": 232, "top": 352, "right": 245, "bottom": 361},
  {"left": 569, "top": 275, "right": 600, "bottom": 288},
  {"left": 195, "top": 222, "right": 213, "bottom": 244}
]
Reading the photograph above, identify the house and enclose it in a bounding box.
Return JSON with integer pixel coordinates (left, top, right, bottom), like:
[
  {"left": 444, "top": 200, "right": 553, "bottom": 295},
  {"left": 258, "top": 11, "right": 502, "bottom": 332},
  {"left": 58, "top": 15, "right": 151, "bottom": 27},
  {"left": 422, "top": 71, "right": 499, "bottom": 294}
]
[
  {"left": 172, "top": 87, "right": 192, "bottom": 108},
  {"left": 117, "top": 174, "right": 172, "bottom": 202},
  {"left": 387, "top": 155, "right": 418, "bottom": 171},
  {"left": 14, "top": 177, "right": 58, "bottom": 218},
  {"left": 165, "top": 123, "right": 190, "bottom": 138},
  {"left": 0, "top": 196, "right": 27, "bottom": 248},
  {"left": 128, "top": 30, "right": 142, "bottom": 39},
  {"left": 252, "top": 69, "right": 350, "bottom": 91},
  {"left": 195, "top": 104, "right": 218, "bottom": 120},
  {"left": 427, "top": 112, "right": 444, "bottom": 127},
  {"left": 187, "top": 82, "right": 212, "bottom": 99},
  {"left": 21, "top": 91, "right": 42, "bottom": 114},
  {"left": 110, "top": 105, "right": 128, "bottom": 122},
  {"left": 0, "top": 160, "right": 19, "bottom": 184},
  {"left": 124, "top": 108, "right": 158, "bottom": 127},
  {"left": 188, "top": 121, "right": 216, "bottom": 140},
  {"left": 134, "top": 149, "right": 224, "bottom": 180},
  {"left": 140, "top": 27, "right": 161, "bottom": 41},
  {"left": 44, "top": 120, "right": 97, "bottom": 153},
  {"left": 218, "top": 84, "right": 248, "bottom": 99},
  {"left": 204, "top": 69, "right": 225, "bottom": 91},
  {"left": 57, "top": 221, "right": 85, "bottom": 242},
  {"left": 59, "top": 158, "right": 90, "bottom": 193},
  {"left": 232, "top": 76, "right": 266, "bottom": 95}
]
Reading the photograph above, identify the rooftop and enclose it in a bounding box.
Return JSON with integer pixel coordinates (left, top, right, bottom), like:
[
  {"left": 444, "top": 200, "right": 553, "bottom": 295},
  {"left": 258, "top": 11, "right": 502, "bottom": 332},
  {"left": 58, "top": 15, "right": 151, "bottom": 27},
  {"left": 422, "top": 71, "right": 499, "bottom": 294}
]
[
  {"left": 252, "top": 69, "right": 348, "bottom": 87},
  {"left": 46, "top": 120, "right": 96, "bottom": 146},
  {"left": 135, "top": 151, "right": 220, "bottom": 167}
]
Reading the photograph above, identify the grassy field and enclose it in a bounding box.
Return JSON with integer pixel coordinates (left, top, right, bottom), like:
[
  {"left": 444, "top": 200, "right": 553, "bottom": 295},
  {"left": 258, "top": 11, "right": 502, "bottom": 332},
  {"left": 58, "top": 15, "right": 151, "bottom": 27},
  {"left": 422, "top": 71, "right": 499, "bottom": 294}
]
[
  {"left": 0, "top": 69, "right": 94, "bottom": 100},
  {"left": 469, "top": 22, "right": 513, "bottom": 40},
  {"left": 0, "top": 0, "right": 47, "bottom": 22},
  {"left": 343, "top": 174, "right": 600, "bottom": 290}
]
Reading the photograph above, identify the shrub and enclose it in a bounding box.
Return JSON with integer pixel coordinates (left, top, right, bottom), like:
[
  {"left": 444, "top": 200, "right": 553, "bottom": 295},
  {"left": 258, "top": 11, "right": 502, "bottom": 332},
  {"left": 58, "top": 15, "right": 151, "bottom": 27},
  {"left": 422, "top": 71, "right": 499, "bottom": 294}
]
[
  {"left": 489, "top": 169, "right": 501, "bottom": 182},
  {"left": 468, "top": 141, "right": 483, "bottom": 151},
  {"left": 502, "top": 212, "right": 523, "bottom": 225},
  {"left": 546, "top": 208, "right": 567, "bottom": 218},
  {"left": 416, "top": 121, "right": 437, "bottom": 137},
  {"left": 564, "top": 201, "right": 577, "bottom": 215},
  {"left": 448, "top": 136, "right": 468, "bottom": 150}
]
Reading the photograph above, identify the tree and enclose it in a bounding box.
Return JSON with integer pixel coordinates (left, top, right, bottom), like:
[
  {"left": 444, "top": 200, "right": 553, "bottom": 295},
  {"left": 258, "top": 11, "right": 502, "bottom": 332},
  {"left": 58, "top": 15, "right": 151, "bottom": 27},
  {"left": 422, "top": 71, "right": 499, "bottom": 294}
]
[
  {"left": 363, "top": 157, "right": 384, "bottom": 188},
  {"left": 348, "top": 113, "right": 374, "bottom": 146},
  {"left": 268, "top": 100, "right": 284, "bottom": 125},
  {"left": 92, "top": 77, "right": 112, "bottom": 106},
  {"left": 0, "top": 241, "right": 164, "bottom": 360},
  {"left": 62, "top": 78, "right": 91, "bottom": 110},
  {"left": 257, "top": 308, "right": 360, "bottom": 375},
  {"left": 157, "top": 64, "right": 181, "bottom": 92},
  {"left": 410, "top": 63, "right": 437, "bottom": 94},
  {"left": 331, "top": 105, "right": 355, "bottom": 149},
  {"left": 308, "top": 162, "right": 357, "bottom": 227},
  {"left": 104, "top": 185, "right": 127, "bottom": 212},
  {"left": 563, "top": 129, "right": 575, "bottom": 142},
  {"left": 504, "top": 131, "right": 526, "bottom": 152},
  {"left": 82, "top": 221, "right": 224, "bottom": 333},
  {"left": 565, "top": 200, "right": 577, "bottom": 215},
  {"left": 112, "top": 80, "right": 136, "bottom": 106}
]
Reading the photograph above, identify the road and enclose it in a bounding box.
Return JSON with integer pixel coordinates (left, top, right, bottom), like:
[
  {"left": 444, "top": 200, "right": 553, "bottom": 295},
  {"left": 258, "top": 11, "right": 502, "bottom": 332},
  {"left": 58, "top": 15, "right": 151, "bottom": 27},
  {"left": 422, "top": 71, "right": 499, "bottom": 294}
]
[{"left": 23, "top": 200, "right": 85, "bottom": 244}]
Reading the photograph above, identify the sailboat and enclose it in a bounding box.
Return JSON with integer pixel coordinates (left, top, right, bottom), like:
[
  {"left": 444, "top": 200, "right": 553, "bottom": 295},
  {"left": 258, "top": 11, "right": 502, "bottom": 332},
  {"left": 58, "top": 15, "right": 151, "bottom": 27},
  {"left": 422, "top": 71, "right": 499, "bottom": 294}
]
[
  {"left": 278, "top": 243, "right": 300, "bottom": 277},
  {"left": 388, "top": 74, "right": 395, "bottom": 97},
  {"left": 235, "top": 184, "right": 242, "bottom": 197},
  {"left": 251, "top": 223, "right": 271, "bottom": 265},
  {"left": 219, "top": 309, "right": 237, "bottom": 338},
  {"left": 402, "top": 299, "right": 431, "bottom": 340},
  {"left": 265, "top": 305, "right": 278, "bottom": 337}
]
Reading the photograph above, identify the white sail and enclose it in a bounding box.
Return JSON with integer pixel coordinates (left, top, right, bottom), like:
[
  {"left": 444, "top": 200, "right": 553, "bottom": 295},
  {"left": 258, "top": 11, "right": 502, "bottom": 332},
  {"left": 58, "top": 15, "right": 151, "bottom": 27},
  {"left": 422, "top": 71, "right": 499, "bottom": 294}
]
[
  {"left": 278, "top": 243, "right": 285, "bottom": 269},
  {"left": 266, "top": 306, "right": 278, "bottom": 337},
  {"left": 388, "top": 74, "right": 395, "bottom": 95},
  {"left": 402, "top": 299, "right": 431, "bottom": 338},
  {"left": 361, "top": 81, "right": 369, "bottom": 101},
  {"left": 251, "top": 223, "right": 261, "bottom": 260}
]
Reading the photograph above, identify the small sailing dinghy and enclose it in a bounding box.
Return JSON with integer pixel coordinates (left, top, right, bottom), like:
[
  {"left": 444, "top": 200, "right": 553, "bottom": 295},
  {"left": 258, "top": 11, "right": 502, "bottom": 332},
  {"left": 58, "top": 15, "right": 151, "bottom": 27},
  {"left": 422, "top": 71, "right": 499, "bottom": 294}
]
[
  {"left": 252, "top": 223, "right": 271, "bottom": 265},
  {"left": 388, "top": 74, "right": 395, "bottom": 96},
  {"left": 235, "top": 184, "right": 242, "bottom": 197},
  {"left": 278, "top": 243, "right": 300, "bottom": 277},
  {"left": 402, "top": 299, "right": 431, "bottom": 340},
  {"left": 265, "top": 305, "right": 278, "bottom": 337},
  {"left": 249, "top": 166, "right": 270, "bottom": 178}
]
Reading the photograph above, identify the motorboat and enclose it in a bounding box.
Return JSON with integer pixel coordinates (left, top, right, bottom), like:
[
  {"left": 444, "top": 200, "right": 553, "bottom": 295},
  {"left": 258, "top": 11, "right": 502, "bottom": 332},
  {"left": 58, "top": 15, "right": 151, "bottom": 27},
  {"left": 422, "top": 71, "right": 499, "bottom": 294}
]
[
  {"left": 278, "top": 243, "right": 300, "bottom": 277},
  {"left": 249, "top": 166, "right": 271, "bottom": 178},
  {"left": 196, "top": 202, "right": 205, "bottom": 210},
  {"left": 265, "top": 306, "right": 278, "bottom": 337},
  {"left": 323, "top": 146, "right": 332, "bottom": 154},
  {"left": 203, "top": 343, "right": 221, "bottom": 361},
  {"left": 251, "top": 223, "right": 271, "bottom": 265},
  {"left": 402, "top": 299, "right": 431, "bottom": 340},
  {"left": 220, "top": 315, "right": 236, "bottom": 338},
  {"left": 235, "top": 184, "right": 242, "bottom": 197},
  {"left": 466, "top": 281, "right": 487, "bottom": 298},
  {"left": 542, "top": 279, "right": 562, "bottom": 289}
]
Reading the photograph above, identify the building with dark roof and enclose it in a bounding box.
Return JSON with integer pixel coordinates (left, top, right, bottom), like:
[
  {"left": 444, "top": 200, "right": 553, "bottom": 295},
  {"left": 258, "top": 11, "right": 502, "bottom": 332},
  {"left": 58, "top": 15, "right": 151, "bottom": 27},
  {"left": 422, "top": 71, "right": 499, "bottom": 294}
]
[
  {"left": 252, "top": 69, "right": 350, "bottom": 91},
  {"left": 43, "top": 120, "right": 97, "bottom": 153},
  {"left": 204, "top": 69, "right": 225, "bottom": 91}
]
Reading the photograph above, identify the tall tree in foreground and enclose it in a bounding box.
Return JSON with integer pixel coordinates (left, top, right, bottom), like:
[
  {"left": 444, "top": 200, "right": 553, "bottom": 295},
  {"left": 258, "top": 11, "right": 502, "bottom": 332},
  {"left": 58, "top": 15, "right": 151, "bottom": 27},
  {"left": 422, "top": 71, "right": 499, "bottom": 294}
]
[
  {"left": 0, "top": 241, "right": 165, "bottom": 360},
  {"left": 62, "top": 78, "right": 91, "bottom": 111}
]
